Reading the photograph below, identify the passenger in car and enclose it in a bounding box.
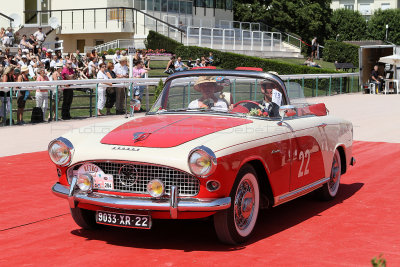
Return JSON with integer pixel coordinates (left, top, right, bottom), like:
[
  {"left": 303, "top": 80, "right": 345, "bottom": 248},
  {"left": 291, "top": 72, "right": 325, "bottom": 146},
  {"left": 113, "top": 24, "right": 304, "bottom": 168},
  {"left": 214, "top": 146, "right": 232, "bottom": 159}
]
[
  {"left": 188, "top": 76, "right": 228, "bottom": 111},
  {"left": 258, "top": 80, "right": 282, "bottom": 117}
]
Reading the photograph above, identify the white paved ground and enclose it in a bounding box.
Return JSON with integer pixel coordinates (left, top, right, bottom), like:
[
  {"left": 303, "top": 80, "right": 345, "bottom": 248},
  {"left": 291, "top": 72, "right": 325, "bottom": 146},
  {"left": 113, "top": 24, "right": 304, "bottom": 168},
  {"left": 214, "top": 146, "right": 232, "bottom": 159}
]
[{"left": 0, "top": 93, "right": 399, "bottom": 157}]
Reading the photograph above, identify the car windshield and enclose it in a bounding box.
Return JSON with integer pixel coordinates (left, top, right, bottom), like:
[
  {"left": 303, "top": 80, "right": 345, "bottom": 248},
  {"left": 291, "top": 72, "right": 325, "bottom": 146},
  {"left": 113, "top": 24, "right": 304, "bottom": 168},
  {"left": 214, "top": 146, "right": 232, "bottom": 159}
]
[{"left": 149, "top": 74, "right": 292, "bottom": 118}]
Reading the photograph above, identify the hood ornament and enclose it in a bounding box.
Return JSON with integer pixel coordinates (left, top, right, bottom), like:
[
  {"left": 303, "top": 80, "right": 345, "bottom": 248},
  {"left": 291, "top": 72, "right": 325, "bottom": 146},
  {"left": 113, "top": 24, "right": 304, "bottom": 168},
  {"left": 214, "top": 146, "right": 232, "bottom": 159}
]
[{"left": 133, "top": 132, "right": 151, "bottom": 142}]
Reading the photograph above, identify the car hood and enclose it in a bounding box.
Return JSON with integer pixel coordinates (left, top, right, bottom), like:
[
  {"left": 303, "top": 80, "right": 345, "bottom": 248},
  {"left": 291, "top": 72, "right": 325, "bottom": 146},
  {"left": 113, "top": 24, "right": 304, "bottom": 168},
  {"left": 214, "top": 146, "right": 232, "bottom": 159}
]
[{"left": 100, "top": 114, "right": 253, "bottom": 148}]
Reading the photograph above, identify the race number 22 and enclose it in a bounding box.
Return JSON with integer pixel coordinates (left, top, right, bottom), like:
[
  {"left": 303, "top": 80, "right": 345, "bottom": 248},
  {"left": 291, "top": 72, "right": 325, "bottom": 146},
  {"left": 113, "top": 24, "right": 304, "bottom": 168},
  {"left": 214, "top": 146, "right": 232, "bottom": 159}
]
[{"left": 298, "top": 149, "right": 310, "bottom": 177}]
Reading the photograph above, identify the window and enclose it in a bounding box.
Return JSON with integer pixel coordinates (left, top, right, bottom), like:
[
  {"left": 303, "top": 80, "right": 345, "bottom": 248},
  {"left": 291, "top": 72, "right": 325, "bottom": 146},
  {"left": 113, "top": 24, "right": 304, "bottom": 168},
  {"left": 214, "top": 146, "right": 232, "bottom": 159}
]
[
  {"left": 359, "top": 4, "right": 371, "bottom": 15},
  {"left": 95, "top": 40, "right": 104, "bottom": 46},
  {"left": 381, "top": 3, "right": 390, "bottom": 10},
  {"left": 344, "top": 4, "right": 354, "bottom": 10}
]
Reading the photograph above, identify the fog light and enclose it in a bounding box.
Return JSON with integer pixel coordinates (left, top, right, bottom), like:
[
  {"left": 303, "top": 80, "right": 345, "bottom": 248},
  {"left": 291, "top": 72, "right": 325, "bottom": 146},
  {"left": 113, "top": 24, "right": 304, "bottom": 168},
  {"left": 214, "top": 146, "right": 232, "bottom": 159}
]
[
  {"left": 206, "top": 180, "right": 220, "bottom": 192},
  {"left": 147, "top": 179, "right": 164, "bottom": 197},
  {"left": 77, "top": 173, "right": 93, "bottom": 192}
]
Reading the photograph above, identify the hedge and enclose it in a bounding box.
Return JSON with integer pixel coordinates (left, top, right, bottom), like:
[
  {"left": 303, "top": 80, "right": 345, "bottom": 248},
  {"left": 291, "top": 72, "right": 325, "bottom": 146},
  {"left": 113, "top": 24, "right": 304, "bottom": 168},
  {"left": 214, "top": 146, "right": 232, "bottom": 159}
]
[
  {"left": 323, "top": 40, "right": 359, "bottom": 66},
  {"left": 147, "top": 31, "right": 338, "bottom": 75},
  {"left": 145, "top": 31, "right": 182, "bottom": 54},
  {"left": 175, "top": 46, "right": 336, "bottom": 75}
]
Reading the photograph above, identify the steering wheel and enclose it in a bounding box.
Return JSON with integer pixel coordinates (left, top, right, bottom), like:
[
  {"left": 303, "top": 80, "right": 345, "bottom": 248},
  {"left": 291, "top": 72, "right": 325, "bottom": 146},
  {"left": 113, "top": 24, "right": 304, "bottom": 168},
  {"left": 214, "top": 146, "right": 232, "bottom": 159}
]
[{"left": 231, "top": 100, "right": 262, "bottom": 113}]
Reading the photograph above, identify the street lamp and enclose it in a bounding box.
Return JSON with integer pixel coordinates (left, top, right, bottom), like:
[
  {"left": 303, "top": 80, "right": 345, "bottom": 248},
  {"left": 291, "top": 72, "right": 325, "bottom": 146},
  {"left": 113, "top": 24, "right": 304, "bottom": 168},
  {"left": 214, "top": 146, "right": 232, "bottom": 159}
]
[{"left": 385, "top": 24, "right": 389, "bottom": 41}]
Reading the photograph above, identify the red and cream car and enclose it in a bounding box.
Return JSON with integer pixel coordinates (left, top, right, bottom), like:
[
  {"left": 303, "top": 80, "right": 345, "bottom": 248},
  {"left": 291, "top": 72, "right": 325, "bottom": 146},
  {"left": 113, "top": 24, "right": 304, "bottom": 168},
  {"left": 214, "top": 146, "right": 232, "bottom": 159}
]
[{"left": 50, "top": 70, "right": 355, "bottom": 244}]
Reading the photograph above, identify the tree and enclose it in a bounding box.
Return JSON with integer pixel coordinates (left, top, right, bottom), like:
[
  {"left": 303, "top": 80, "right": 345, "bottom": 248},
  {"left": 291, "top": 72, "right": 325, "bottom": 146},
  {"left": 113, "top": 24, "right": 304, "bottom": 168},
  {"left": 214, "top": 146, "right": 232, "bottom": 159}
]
[
  {"left": 329, "top": 9, "right": 367, "bottom": 41},
  {"left": 367, "top": 9, "right": 400, "bottom": 45},
  {"left": 234, "top": 0, "right": 332, "bottom": 44}
]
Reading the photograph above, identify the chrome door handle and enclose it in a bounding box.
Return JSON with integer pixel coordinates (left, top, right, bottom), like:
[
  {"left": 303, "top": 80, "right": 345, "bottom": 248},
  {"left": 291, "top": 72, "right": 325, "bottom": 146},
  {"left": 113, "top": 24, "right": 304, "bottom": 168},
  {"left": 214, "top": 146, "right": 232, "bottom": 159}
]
[
  {"left": 318, "top": 123, "right": 327, "bottom": 128},
  {"left": 271, "top": 149, "right": 281, "bottom": 154}
]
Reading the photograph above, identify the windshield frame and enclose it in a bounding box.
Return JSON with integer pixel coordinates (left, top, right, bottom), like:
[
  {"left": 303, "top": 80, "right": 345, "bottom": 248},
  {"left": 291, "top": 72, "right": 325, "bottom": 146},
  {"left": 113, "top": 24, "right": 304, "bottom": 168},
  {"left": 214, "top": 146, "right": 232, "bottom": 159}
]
[{"left": 147, "top": 70, "right": 291, "bottom": 117}]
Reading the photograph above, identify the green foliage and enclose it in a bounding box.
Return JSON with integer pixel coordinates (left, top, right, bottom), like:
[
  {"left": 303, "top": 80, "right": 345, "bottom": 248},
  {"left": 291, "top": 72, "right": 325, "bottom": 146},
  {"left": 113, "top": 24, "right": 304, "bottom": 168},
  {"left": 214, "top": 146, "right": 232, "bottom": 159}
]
[
  {"left": 367, "top": 9, "right": 400, "bottom": 45},
  {"left": 371, "top": 254, "right": 386, "bottom": 267},
  {"left": 154, "top": 79, "right": 164, "bottom": 101},
  {"left": 323, "top": 40, "right": 359, "bottom": 66},
  {"left": 145, "top": 30, "right": 182, "bottom": 54},
  {"left": 234, "top": 0, "right": 332, "bottom": 44},
  {"left": 330, "top": 9, "right": 367, "bottom": 41},
  {"left": 175, "top": 46, "right": 336, "bottom": 75}
]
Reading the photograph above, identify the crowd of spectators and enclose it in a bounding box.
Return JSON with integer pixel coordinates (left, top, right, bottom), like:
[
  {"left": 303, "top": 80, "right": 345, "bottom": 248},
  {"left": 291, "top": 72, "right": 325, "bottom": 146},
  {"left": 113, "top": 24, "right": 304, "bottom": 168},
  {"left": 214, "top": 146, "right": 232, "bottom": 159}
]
[
  {"left": 164, "top": 52, "right": 214, "bottom": 74},
  {"left": 0, "top": 27, "right": 151, "bottom": 125}
]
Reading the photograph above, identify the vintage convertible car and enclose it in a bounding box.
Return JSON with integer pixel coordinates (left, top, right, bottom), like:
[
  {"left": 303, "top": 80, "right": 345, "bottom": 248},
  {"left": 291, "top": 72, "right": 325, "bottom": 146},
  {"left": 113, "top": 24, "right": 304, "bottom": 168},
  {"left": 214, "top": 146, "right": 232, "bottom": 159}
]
[{"left": 50, "top": 70, "right": 355, "bottom": 244}]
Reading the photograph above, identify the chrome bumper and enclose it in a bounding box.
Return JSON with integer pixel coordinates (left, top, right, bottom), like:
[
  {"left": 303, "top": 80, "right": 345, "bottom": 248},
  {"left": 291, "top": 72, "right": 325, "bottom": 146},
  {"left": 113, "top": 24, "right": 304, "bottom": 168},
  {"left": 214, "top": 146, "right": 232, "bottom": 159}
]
[{"left": 52, "top": 182, "right": 231, "bottom": 219}]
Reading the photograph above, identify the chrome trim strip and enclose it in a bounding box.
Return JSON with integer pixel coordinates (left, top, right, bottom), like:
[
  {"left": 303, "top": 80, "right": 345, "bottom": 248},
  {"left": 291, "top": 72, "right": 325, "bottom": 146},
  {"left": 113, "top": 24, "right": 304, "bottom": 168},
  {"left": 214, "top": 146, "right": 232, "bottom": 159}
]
[
  {"left": 52, "top": 182, "right": 231, "bottom": 213},
  {"left": 273, "top": 177, "right": 330, "bottom": 207},
  {"left": 68, "top": 176, "right": 78, "bottom": 208},
  {"left": 170, "top": 186, "right": 178, "bottom": 219}
]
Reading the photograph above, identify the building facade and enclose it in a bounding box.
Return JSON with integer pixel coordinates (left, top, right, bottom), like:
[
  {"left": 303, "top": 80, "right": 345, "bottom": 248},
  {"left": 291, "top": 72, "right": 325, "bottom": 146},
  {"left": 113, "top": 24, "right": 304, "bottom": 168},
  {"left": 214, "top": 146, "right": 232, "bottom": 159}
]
[
  {"left": 331, "top": 0, "right": 400, "bottom": 17},
  {"left": 0, "top": 0, "right": 233, "bottom": 52}
]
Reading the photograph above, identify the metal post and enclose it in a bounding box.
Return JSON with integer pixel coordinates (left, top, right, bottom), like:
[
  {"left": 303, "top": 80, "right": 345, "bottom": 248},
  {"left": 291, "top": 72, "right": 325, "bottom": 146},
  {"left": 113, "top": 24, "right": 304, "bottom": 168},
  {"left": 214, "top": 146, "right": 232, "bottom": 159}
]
[
  {"left": 55, "top": 86, "right": 59, "bottom": 121},
  {"left": 72, "top": 11, "right": 74, "bottom": 30},
  {"left": 287, "top": 78, "right": 290, "bottom": 98},
  {"left": 95, "top": 83, "right": 98, "bottom": 117},
  {"left": 128, "top": 83, "right": 133, "bottom": 114},
  {"left": 316, "top": 77, "right": 319, "bottom": 97},
  {"left": 329, "top": 76, "right": 332, "bottom": 96},
  {"left": 83, "top": 9, "right": 85, "bottom": 29},
  {"left": 187, "top": 82, "right": 191, "bottom": 105},
  {"left": 351, "top": 76, "right": 353, "bottom": 93},
  {"left": 199, "top": 28, "right": 201, "bottom": 46},
  {"left": 301, "top": 77, "right": 304, "bottom": 95},
  {"left": 261, "top": 32, "right": 264, "bottom": 51},
  {"left": 270, "top": 33, "right": 273, "bottom": 51},
  {"left": 146, "top": 83, "right": 149, "bottom": 111},
  {"left": 222, "top": 29, "right": 225, "bottom": 49},
  {"left": 254, "top": 80, "right": 257, "bottom": 100},
  {"left": 89, "top": 88, "right": 93, "bottom": 117},
  {"left": 250, "top": 83, "right": 253, "bottom": 100},
  {"left": 9, "top": 87, "right": 12, "bottom": 126},
  {"left": 49, "top": 90, "right": 53, "bottom": 121},
  {"left": 340, "top": 77, "right": 342, "bottom": 94},
  {"left": 2, "top": 95, "right": 6, "bottom": 126},
  {"left": 233, "top": 79, "right": 236, "bottom": 103}
]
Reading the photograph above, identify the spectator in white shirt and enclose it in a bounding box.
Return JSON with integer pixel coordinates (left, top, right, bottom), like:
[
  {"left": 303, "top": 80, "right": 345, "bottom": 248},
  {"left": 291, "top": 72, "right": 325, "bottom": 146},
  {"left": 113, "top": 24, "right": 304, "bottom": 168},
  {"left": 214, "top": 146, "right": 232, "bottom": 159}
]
[
  {"left": 18, "top": 55, "right": 28, "bottom": 67},
  {"left": 113, "top": 49, "right": 121, "bottom": 64},
  {"left": 88, "top": 57, "right": 98, "bottom": 78},
  {"left": 113, "top": 56, "right": 129, "bottom": 114},
  {"left": 50, "top": 55, "right": 59, "bottom": 68},
  {"left": 96, "top": 63, "right": 112, "bottom": 116},
  {"left": 33, "top": 27, "right": 46, "bottom": 44}
]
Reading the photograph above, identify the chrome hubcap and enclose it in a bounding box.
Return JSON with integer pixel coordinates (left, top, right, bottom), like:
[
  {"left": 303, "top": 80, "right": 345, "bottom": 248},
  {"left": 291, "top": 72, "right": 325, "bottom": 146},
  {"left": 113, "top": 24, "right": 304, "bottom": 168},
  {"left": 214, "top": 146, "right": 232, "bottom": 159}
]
[
  {"left": 329, "top": 155, "right": 340, "bottom": 190},
  {"left": 234, "top": 179, "right": 255, "bottom": 230}
]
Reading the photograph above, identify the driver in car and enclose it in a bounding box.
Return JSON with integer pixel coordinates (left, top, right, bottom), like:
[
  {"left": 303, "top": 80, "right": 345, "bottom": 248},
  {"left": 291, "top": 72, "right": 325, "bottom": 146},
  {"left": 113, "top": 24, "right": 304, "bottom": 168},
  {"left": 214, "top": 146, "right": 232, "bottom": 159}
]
[
  {"left": 188, "top": 76, "right": 228, "bottom": 111},
  {"left": 258, "top": 80, "right": 282, "bottom": 117}
]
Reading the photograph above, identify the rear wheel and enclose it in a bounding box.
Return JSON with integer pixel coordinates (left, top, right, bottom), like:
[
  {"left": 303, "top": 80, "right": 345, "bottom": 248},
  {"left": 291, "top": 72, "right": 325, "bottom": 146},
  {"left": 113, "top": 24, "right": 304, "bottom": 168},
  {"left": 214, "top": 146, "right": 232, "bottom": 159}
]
[
  {"left": 318, "top": 149, "right": 341, "bottom": 200},
  {"left": 70, "top": 207, "right": 98, "bottom": 229},
  {"left": 214, "top": 164, "right": 260, "bottom": 244}
]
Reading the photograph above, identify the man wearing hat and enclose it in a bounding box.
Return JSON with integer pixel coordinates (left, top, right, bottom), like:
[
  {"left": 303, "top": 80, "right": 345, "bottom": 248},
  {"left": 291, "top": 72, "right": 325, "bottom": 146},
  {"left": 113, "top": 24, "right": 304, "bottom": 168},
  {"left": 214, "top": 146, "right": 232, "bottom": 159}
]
[
  {"left": 188, "top": 76, "right": 228, "bottom": 111},
  {"left": 114, "top": 56, "right": 129, "bottom": 114}
]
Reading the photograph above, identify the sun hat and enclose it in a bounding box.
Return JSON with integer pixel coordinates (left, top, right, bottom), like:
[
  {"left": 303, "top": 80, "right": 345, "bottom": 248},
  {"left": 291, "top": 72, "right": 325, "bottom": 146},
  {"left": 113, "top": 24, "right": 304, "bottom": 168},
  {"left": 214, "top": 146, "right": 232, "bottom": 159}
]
[
  {"left": 55, "top": 62, "right": 63, "bottom": 68},
  {"left": 120, "top": 56, "right": 128, "bottom": 61},
  {"left": 21, "top": 55, "right": 27, "bottom": 59},
  {"left": 194, "top": 76, "right": 223, "bottom": 92},
  {"left": 21, "top": 65, "right": 29, "bottom": 72}
]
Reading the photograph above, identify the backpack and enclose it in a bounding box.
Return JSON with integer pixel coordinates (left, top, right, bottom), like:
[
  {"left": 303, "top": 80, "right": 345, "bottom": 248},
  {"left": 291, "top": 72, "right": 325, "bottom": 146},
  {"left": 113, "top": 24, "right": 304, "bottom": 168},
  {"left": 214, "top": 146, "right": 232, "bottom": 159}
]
[{"left": 31, "top": 107, "right": 44, "bottom": 123}]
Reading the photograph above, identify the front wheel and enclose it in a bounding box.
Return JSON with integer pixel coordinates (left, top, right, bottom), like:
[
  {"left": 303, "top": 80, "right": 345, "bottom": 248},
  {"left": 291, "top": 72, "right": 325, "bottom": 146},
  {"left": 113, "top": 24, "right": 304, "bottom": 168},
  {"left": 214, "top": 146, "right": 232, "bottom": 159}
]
[
  {"left": 70, "top": 207, "right": 98, "bottom": 229},
  {"left": 318, "top": 149, "right": 342, "bottom": 200},
  {"left": 214, "top": 164, "right": 260, "bottom": 244}
]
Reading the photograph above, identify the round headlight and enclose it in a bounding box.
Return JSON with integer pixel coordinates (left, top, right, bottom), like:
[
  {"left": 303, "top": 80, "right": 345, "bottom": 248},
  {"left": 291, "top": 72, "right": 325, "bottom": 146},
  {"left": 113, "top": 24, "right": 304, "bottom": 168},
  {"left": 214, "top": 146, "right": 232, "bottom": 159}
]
[
  {"left": 188, "top": 146, "right": 217, "bottom": 177},
  {"left": 77, "top": 173, "right": 93, "bottom": 192},
  {"left": 147, "top": 179, "right": 165, "bottom": 197},
  {"left": 48, "top": 137, "right": 74, "bottom": 166}
]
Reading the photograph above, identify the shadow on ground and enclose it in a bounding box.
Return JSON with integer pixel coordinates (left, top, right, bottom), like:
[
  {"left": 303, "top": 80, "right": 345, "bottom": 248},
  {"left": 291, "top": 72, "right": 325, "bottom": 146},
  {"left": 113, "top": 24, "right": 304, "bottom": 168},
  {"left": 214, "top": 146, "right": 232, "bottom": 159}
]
[{"left": 71, "top": 182, "right": 363, "bottom": 251}]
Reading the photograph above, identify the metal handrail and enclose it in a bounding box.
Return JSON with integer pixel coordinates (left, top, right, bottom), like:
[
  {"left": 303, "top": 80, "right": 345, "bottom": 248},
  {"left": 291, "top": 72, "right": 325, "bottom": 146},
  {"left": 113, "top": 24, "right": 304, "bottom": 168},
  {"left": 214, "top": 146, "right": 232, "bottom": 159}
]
[
  {"left": 0, "top": 12, "right": 14, "bottom": 22},
  {"left": 24, "top": 7, "right": 184, "bottom": 33}
]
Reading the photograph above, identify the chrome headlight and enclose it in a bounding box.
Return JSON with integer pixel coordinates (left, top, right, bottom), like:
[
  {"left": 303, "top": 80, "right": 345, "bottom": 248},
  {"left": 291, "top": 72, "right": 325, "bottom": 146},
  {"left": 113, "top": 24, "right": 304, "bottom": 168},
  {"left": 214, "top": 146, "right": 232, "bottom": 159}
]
[
  {"left": 77, "top": 173, "right": 93, "bottom": 192},
  {"left": 188, "top": 146, "right": 217, "bottom": 177},
  {"left": 48, "top": 137, "right": 74, "bottom": 166}
]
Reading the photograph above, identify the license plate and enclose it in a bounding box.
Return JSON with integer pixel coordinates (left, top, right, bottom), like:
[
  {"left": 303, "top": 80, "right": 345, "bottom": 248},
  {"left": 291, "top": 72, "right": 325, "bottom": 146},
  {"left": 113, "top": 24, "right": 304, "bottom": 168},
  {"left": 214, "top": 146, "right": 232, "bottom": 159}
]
[{"left": 96, "top": 211, "right": 151, "bottom": 229}]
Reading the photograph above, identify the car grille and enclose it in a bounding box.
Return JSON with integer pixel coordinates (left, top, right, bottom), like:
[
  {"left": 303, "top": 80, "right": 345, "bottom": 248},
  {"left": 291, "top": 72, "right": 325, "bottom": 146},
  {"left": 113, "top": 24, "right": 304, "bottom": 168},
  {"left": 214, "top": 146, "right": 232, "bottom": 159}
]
[{"left": 71, "top": 161, "right": 200, "bottom": 197}]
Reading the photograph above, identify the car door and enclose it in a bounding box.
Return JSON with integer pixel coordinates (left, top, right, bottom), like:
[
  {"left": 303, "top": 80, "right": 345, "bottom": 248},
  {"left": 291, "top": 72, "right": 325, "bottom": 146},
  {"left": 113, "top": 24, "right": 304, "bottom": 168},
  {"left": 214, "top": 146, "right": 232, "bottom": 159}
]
[{"left": 283, "top": 115, "right": 328, "bottom": 191}]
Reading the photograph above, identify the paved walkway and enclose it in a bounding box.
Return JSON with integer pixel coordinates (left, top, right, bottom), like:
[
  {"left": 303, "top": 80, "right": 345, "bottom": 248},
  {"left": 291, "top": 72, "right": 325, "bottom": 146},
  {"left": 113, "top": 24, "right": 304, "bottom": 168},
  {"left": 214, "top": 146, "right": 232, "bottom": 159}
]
[{"left": 0, "top": 93, "right": 399, "bottom": 157}]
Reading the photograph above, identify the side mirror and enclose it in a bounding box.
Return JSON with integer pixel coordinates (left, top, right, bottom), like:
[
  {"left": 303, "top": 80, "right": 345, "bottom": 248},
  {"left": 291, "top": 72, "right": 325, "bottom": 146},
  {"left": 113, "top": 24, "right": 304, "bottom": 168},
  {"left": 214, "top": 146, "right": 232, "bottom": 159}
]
[
  {"left": 278, "top": 105, "right": 296, "bottom": 125},
  {"left": 130, "top": 99, "right": 141, "bottom": 117}
]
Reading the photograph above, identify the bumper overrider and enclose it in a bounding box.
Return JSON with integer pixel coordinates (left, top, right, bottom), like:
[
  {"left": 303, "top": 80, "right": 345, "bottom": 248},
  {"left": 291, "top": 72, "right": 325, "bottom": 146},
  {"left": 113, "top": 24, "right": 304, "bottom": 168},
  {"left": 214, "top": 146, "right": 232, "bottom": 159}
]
[{"left": 52, "top": 181, "right": 231, "bottom": 219}]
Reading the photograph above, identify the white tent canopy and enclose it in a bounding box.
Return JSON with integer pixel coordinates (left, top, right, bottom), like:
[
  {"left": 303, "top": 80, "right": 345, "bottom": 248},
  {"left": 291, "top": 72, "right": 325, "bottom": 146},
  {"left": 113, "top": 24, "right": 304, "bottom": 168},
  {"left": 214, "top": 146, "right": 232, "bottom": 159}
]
[{"left": 379, "top": 54, "right": 400, "bottom": 80}]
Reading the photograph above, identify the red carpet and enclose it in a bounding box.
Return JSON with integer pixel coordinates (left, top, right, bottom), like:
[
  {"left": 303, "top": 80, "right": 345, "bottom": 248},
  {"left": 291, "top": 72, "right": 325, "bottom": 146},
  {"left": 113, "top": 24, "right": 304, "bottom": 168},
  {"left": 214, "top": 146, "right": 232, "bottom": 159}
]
[{"left": 1, "top": 141, "right": 400, "bottom": 266}]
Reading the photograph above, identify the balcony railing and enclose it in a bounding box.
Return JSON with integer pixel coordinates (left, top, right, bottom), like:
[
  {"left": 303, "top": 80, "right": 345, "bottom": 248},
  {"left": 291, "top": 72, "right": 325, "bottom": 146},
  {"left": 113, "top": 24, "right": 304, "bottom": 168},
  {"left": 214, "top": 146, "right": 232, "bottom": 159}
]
[{"left": 23, "top": 7, "right": 185, "bottom": 41}]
